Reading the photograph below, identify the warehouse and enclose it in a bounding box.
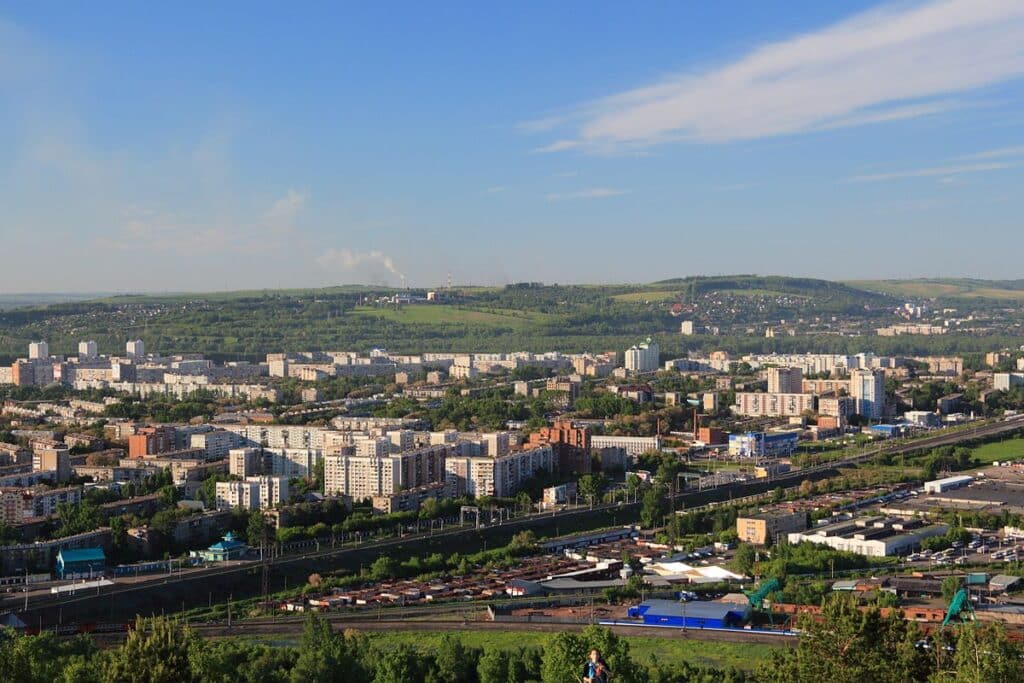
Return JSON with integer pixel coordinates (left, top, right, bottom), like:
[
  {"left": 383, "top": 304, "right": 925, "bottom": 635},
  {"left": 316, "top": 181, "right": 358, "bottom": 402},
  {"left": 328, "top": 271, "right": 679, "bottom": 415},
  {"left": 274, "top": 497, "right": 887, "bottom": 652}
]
[
  {"left": 627, "top": 599, "right": 751, "bottom": 629},
  {"left": 924, "top": 475, "right": 973, "bottom": 494},
  {"left": 56, "top": 547, "right": 106, "bottom": 579},
  {"left": 787, "top": 517, "right": 948, "bottom": 557}
]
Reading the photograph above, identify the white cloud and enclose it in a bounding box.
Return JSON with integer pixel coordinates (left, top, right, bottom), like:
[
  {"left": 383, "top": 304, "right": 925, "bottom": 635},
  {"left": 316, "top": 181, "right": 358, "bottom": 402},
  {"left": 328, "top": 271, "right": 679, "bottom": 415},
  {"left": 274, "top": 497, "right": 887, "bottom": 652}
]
[
  {"left": 264, "top": 188, "right": 308, "bottom": 232},
  {"left": 483, "top": 186, "right": 508, "bottom": 194},
  {"left": 316, "top": 249, "right": 405, "bottom": 281},
  {"left": 529, "top": 0, "right": 1024, "bottom": 150},
  {"left": 532, "top": 140, "right": 580, "bottom": 154},
  {"left": 546, "top": 187, "right": 629, "bottom": 201},
  {"left": 847, "top": 161, "right": 1014, "bottom": 182},
  {"left": 959, "top": 144, "right": 1024, "bottom": 160}
]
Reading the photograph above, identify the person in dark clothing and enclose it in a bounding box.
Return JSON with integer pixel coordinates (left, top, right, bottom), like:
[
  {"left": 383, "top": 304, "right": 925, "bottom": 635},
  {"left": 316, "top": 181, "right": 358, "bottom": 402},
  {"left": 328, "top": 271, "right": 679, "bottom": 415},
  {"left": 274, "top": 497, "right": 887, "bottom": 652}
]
[{"left": 582, "top": 648, "right": 611, "bottom": 683}]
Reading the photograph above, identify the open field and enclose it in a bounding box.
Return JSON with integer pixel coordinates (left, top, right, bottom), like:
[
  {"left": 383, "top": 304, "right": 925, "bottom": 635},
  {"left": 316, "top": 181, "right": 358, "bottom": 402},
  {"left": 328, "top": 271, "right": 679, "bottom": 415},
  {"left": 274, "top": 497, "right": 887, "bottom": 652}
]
[
  {"left": 847, "top": 279, "right": 1024, "bottom": 300},
  {"left": 348, "top": 304, "right": 550, "bottom": 328},
  {"left": 970, "top": 436, "right": 1024, "bottom": 464},
  {"left": 360, "top": 628, "right": 777, "bottom": 671},
  {"left": 610, "top": 290, "right": 680, "bottom": 303}
]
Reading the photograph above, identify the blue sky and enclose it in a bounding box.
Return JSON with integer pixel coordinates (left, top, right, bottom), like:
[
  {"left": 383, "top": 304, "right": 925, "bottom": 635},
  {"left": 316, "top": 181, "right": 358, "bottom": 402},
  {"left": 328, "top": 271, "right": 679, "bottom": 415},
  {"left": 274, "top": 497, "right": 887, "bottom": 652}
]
[{"left": 2, "top": 1, "right": 1023, "bottom": 292}]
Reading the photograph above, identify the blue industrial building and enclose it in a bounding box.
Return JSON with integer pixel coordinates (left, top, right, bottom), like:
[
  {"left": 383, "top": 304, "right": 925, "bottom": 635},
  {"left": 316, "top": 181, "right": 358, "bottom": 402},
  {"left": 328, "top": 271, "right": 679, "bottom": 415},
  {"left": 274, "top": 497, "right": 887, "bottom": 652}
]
[
  {"left": 728, "top": 431, "right": 799, "bottom": 458},
  {"left": 627, "top": 599, "right": 751, "bottom": 629},
  {"left": 56, "top": 547, "right": 106, "bottom": 579}
]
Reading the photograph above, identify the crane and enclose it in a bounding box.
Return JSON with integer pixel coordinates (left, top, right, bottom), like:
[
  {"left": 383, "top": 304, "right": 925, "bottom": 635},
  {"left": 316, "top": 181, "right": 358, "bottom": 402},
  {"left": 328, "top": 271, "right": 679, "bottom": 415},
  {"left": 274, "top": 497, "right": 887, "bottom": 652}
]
[
  {"left": 745, "top": 577, "right": 781, "bottom": 625},
  {"left": 941, "top": 587, "right": 975, "bottom": 629}
]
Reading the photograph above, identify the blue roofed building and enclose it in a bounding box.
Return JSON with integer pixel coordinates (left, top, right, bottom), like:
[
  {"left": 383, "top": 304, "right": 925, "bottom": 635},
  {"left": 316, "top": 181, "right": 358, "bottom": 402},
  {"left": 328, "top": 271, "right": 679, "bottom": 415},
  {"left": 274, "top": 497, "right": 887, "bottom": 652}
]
[
  {"left": 56, "top": 547, "right": 106, "bottom": 579},
  {"left": 190, "top": 531, "right": 248, "bottom": 562},
  {"left": 626, "top": 599, "right": 751, "bottom": 629}
]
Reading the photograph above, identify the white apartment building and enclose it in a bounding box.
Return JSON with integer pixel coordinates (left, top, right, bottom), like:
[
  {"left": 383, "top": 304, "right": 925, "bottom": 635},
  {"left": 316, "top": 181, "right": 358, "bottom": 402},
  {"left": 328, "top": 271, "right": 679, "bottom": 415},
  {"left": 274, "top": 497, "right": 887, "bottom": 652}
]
[
  {"left": 215, "top": 476, "right": 290, "bottom": 510},
  {"left": 356, "top": 437, "right": 390, "bottom": 458},
  {"left": 78, "top": 340, "right": 98, "bottom": 359},
  {"left": 264, "top": 448, "right": 321, "bottom": 478},
  {"left": 324, "top": 445, "right": 447, "bottom": 499},
  {"left": 850, "top": 368, "right": 886, "bottom": 419},
  {"left": 228, "top": 447, "right": 262, "bottom": 477},
  {"left": 389, "top": 430, "right": 416, "bottom": 452},
  {"left": 767, "top": 367, "right": 803, "bottom": 394},
  {"left": 733, "top": 392, "right": 816, "bottom": 418},
  {"left": 190, "top": 430, "right": 242, "bottom": 460},
  {"left": 624, "top": 338, "right": 660, "bottom": 373},
  {"left": 28, "top": 341, "right": 49, "bottom": 360},
  {"left": 126, "top": 339, "right": 145, "bottom": 359},
  {"left": 445, "top": 445, "right": 554, "bottom": 498},
  {"left": 223, "top": 424, "right": 327, "bottom": 449},
  {"left": 994, "top": 373, "right": 1024, "bottom": 392}
]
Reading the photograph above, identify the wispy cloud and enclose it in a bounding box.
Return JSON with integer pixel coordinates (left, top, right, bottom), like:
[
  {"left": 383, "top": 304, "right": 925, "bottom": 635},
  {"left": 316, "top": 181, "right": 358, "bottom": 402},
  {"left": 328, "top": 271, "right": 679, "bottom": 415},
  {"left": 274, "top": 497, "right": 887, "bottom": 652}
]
[
  {"left": 316, "top": 249, "right": 404, "bottom": 281},
  {"left": 264, "top": 188, "right": 308, "bottom": 232},
  {"left": 527, "top": 0, "right": 1024, "bottom": 151},
  {"left": 99, "top": 188, "right": 310, "bottom": 253},
  {"left": 532, "top": 140, "right": 580, "bottom": 154},
  {"left": 483, "top": 186, "right": 508, "bottom": 194},
  {"left": 959, "top": 144, "right": 1024, "bottom": 160},
  {"left": 546, "top": 187, "right": 629, "bottom": 201},
  {"left": 847, "top": 162, "right": 1014, "bottom": 183}
]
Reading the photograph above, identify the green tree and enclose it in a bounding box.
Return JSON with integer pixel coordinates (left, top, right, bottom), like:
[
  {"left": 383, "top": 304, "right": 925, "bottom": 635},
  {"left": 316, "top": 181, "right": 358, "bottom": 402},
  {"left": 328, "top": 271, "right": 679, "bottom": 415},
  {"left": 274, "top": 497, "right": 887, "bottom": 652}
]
[
  {"left": 730, "top": 543, "right": 757, "bottom": 577},
  {"left": 758, "top": 596, "right": 930, "bottom": 683},
  {"left": 945, "top": 622, "right": 1023, "bottom": 682},
  {"left": 289, "top": 613, "right": 368, "bottom": 683},
  {"left": 941, "top": 575, "right": 963, "bottom": 605},
  {"left": 640, "top": 487, "right": 668, "bottom": 529},
  {"left": 431, "top": 634, "right": 477, "bottom": 683},
  {"left": 373, "top": 643, "right": 420, "bottom": 683},
  {"left": 477, "top": 648, "right": 508, "bottom": 683},
  {"left": 577, "top": 474, "right": 609, "bottom": 507},
  {"left": 104, "top": 617, "right": 196, "bottom": 683}
]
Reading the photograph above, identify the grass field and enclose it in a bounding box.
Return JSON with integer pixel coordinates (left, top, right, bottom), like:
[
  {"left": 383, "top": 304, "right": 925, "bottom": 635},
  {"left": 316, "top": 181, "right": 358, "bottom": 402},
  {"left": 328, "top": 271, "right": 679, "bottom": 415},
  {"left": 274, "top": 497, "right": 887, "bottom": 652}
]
[
  {"left": 970, "top": 437, "right": 1024, "bottom": 464},
  {"left": 359, "top": 629, "right": 779, "bottom": 671},
  {"left": 348, "top": 304, "right": 550, "bottom": 328},
  {"left": 847, "top": 279, "right": 1024, "bottom": 300},
  {"left": 611, "top": 290, "right": 680, "bottom": 303}
]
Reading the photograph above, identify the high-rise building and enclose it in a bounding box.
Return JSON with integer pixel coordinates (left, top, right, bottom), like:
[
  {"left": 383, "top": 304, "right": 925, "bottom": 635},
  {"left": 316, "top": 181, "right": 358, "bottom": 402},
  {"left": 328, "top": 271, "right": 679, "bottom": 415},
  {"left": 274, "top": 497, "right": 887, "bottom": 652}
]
[
  {"left": 126, "top": 339, "right": 145, "bottom": 359},
  {"left": 767, "top": 366, "right": 803, "bottom": 394},
  {"left": 128, "top": 426, "right": 178, "bottom": 458},
  {"left": 229, "top": 448, "right": 262, "bottom": 477},
  {"left": 624, "top": 338, "right": 659, "bottom": 373},
  {"left": 28, "top": 341, "right": 49, "bottom": 360},
  {"left": 324, "top": 445, "right": 447, "bottom": 499},
  {"left": 33, "top": 446, "right": 72, "bottom": 483},
  {"left": 78, "top": 340, "right": 98, "bottom": 359},
  {"left": 850, "top": 368, "right": 886, "bottom": 419}
]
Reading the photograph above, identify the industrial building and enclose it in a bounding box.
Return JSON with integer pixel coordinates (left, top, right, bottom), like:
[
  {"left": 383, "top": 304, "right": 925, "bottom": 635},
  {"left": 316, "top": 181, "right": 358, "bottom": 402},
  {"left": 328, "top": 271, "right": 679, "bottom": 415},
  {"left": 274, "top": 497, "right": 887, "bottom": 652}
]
[
  {"left": 787, "top": 516, "right": 948, "bottom": 557},
  {"left": 728, "top": 431, "right": 799, "bottom": 458},
  {"left": 924, "top": 475, "right": 973, "bottom": 494},
  {"left": 627, "top": 599, "right": 751, "bottom": 629},
  {"left": 56, "top": 547, "right": 106, "bottom": 579}
]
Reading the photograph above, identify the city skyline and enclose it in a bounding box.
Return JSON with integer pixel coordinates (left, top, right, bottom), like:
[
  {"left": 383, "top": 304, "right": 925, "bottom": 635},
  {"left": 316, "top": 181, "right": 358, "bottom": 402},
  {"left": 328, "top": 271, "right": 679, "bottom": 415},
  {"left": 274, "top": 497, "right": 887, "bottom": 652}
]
[{"left": 2, "top": 0, "right": 1024, "bottom": 292}]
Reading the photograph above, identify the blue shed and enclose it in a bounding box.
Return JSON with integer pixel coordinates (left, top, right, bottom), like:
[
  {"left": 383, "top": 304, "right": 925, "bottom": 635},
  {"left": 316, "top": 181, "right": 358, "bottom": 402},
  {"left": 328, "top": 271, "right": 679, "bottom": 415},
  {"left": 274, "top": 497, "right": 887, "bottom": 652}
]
[
  {"left": 56, "top": 547, "right": 106, "bottom": 579},
  {"left": 627, "top": 599, "right": 751, "bottom": 629}
]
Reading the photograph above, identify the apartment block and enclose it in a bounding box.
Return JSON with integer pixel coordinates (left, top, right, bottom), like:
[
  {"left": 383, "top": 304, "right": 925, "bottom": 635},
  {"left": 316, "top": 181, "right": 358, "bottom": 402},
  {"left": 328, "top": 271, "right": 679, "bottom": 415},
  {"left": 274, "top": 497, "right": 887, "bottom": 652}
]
[
  {"left": 229, "top": 448, "right": 263, "bottom": 478},
  {"left": 128, "top": 426, "right": 178, "bottom": 458},
  {"left": 215, "top": 476, "right": 290, "bottom": 511},
  {"left": 324, "top": 445, "right": 447, "bottom": 500},
  {"left": 767, "top": 367, "right": 803, "bottom": 394},
  {"left": 32, "top": 447, "right": 72, "bottom": 483},
  {"left": 736, "top": 511, "right": 808, "bottom": 546}
]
